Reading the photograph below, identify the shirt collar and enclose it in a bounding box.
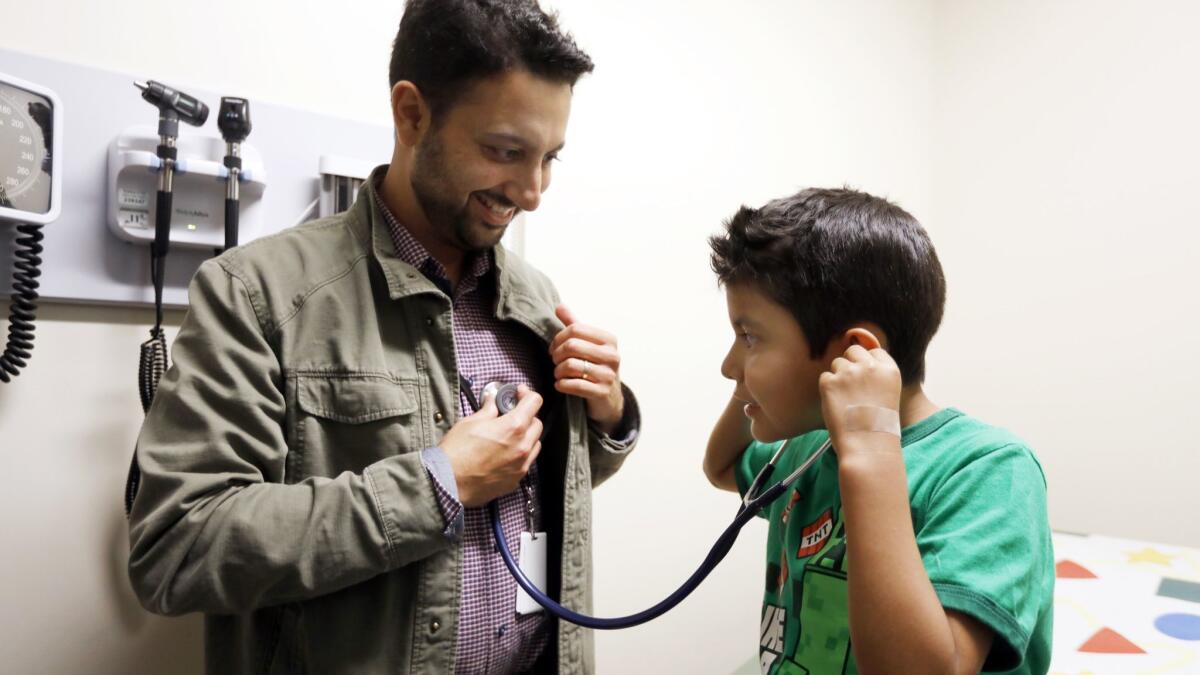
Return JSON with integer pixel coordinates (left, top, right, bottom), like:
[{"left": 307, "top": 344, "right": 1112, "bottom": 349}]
[{"left": 371, "top": 181, "right": 492, "bottom": 292}]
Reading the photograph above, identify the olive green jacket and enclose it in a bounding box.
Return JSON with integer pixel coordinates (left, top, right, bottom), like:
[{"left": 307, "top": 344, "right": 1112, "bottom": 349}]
[{"left": 127, "top": 174, "right": 636, "bottom": 673}]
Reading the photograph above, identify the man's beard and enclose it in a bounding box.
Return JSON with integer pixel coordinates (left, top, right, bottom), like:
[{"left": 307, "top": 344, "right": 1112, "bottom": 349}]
[{"left": 410, "top": 133, "right": 510, "bottom": 252}]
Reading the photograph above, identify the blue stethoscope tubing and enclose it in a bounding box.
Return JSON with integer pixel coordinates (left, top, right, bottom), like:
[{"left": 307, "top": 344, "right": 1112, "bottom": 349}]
[{"left": 490, "top": 425, "right": 834, "bottom": 629}]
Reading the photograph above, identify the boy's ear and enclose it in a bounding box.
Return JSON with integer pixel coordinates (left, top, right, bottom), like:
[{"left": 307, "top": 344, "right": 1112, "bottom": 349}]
[
  {"left": 845, "top": 326, "right": 884, "bottom": 351},
  {"left": 828, "top": 323, "right": 889, "bottom": 355},
  {"left": 817, "top": 323, "right": 889, "bottom": 362}
]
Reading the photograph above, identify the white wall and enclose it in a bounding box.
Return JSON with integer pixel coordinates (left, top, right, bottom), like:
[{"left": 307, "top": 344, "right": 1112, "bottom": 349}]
[
  {"left": 927, "top": 0, "right": 1200, "bottom": 548},
  {"left": 2, "top": 1, "right": 1194, "bottom": 674},
  {"left": 531, "top": 2, "right": 934, "bottom": 673}
]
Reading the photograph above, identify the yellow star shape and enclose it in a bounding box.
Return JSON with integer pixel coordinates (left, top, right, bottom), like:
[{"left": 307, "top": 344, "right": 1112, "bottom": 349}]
[{"left": 1126, "top": 547, "right": 1174, "bottom": 566}]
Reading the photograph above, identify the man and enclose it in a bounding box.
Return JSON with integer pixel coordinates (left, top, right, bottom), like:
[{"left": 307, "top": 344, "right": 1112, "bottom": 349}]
[{"left": 127, "top": 1, "right": 639, "bottom": 673}]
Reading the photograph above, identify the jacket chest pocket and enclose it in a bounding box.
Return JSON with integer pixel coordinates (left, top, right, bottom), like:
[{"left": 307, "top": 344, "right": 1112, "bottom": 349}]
[{"left": 290, "top": 373, "right": 423, "bottom": 480}]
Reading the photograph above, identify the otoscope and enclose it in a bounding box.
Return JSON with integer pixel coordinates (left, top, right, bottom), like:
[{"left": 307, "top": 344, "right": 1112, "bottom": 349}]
[
  {"left": 126, "top": 80, "right": 208, "bottom": 516},
  {"left": 134, "top": 80, "right": 208, "bottom": 327},
  {"left": 135, "top": 80, "right": 208, "bottom": 264},
  {"left": 218, "top": 97, "right": 252, "bottom": 251}
]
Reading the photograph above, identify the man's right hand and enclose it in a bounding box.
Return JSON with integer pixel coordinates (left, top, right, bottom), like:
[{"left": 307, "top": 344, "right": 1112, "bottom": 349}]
[{"left": 440, "top": 385, "right": 544, "bottom": 507}]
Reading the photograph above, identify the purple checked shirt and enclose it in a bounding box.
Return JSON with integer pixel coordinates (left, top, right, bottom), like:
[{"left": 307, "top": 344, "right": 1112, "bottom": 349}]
[{"left": 375, "top": 190, "right": 635, "bottom": 674}]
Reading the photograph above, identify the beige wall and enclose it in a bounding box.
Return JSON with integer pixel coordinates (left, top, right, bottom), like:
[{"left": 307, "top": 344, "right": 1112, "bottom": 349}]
[
  {"left": 534, "top": 2, "right": 934, "bottom": 672},
  {"left": 2, "top": 1, "right": 1194, "bottom": 674},
  {"left": 927, "top": 0, "right": 1200, "bottom": 548},
  {"left": 0, "top": 304, "right": 196, "bottom": 673}
]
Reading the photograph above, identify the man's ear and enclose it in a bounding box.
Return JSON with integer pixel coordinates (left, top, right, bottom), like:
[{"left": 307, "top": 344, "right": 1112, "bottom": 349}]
[{"left": 391, "top": 81, "right": 429, "bottom": 148}]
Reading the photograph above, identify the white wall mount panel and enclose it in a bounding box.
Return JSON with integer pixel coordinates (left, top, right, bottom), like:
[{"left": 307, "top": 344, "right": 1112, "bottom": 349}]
[{"left": 0, "top": 48, "right": 393, "bottom": 309}]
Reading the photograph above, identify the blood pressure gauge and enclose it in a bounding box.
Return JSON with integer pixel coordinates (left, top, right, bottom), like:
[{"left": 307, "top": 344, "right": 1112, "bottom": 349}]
[{"left": 0, "top": 72, "right": 62, "bottom": 225}]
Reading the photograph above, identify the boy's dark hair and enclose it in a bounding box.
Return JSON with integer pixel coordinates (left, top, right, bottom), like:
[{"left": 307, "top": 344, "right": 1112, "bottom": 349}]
[
  {"left": 709, "top": 188, "right": 946, "bottom": 384},
  {"left": 389, "top": 0, "right": 594, "bottom": 120}
]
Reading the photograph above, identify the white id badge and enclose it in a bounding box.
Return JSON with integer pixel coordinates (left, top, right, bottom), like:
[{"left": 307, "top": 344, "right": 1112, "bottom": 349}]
[{"left": 515, "top": 531, "right": 548, "bottom": 615}]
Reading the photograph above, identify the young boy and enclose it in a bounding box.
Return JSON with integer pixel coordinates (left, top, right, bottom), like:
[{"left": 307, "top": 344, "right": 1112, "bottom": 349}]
[{"left": 704, "top": 188, "right": 1053, "bottom": 675}]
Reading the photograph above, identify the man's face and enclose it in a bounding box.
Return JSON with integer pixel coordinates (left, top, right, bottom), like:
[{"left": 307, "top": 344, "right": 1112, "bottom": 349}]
[
  {"left": 410, "top": 69, "right": 573, "bottom": 253},
  {"left": 721, "top": 281, "right": 833, "bottom": 443}
]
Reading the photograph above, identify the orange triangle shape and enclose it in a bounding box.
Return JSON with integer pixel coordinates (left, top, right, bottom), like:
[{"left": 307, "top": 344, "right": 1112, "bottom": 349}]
[
  {"left": 1079, "top": 628, "right": 1144, "bottom": 654},
  {"left": 1056, "top": 560, "right": 1098, "bottom": 579}
]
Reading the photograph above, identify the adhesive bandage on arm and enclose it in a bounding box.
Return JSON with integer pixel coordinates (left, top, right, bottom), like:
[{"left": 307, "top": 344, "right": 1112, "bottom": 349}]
[{"left": 843, "top": 405, "right": 901, "bottom": 437}]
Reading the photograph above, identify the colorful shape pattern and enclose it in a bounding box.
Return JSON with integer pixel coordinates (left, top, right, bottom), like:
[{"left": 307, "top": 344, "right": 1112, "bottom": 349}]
[
  {"left": 1126, "top": 547, "right": 1175, "bottom": 566},
  {"left": 1158, "top": 578, "right": 1200, "bottom": 605},
  {"left": 1154, "top": 613, "right": 1200, "bottom": 641},
  {"left": 1056, "top": 560, "right": 1098, "bottom": 579},
  {"left": 1078, "top": 627, "right": 1145, "bottom": 654}
]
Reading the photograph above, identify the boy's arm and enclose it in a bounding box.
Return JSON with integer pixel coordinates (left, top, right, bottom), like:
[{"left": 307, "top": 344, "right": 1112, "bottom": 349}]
[
  {"left": 822, "top": 345, "right": 993, "bottom": 675},
  {"left": 839, "top": 448, "right": 993, "bottom": 675},
  {"left": 703, "top": 394, "right": 753, "bottom": 491}
]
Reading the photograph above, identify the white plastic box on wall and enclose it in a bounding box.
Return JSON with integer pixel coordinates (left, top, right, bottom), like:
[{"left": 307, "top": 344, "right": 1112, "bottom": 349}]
[{"left": 108, "top": 126, "right": 266, "bottom": 250}]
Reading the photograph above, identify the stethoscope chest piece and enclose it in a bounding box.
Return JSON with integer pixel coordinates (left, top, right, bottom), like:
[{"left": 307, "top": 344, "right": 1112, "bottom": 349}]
[{"left": 482, "top": 381, "right": 521, "bottom": 414}]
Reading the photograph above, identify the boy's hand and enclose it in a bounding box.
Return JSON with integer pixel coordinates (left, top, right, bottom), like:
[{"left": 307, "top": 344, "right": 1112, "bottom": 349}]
[
  {"left": 550, "top": 304, "right": 625, "bottom": 435},
  {"left": 818, "top": 345, "right": 903, "bottom": 462}
]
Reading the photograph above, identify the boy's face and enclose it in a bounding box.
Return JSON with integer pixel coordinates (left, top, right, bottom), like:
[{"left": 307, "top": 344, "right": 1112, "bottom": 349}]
[{"left": 721, "top": 281, "right": 832, "bottom": 443}]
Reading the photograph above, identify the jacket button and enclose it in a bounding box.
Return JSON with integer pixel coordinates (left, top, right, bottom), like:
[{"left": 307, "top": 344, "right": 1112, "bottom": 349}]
[
  {"left": 425, "top": 317, "right": 434, "bottom": 326},
  {"left": 434, "top": 412, "right": 444, "bottom": 423},
  {"left": 430, "top": 619, "right": 441, "bottom": 633}
]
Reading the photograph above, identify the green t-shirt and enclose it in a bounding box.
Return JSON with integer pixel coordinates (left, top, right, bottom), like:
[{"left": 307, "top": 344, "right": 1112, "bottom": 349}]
[{"left": 735, "top": 408, "right": 1053, "bottom": 675}]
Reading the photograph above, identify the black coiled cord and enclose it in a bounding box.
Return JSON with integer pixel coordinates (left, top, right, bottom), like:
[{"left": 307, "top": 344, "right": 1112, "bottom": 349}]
[
  {"left": 126, "top": 326, "right": 169, "bottom": 516},
  {"left": 0, "top": 223, "right": 44, "bottom": 383},
  {"left": 126, "top": 248, "right": 171, "bottom": 517},
  {"left": 138, "top": 328, "right": 170, "bottom": 413}
]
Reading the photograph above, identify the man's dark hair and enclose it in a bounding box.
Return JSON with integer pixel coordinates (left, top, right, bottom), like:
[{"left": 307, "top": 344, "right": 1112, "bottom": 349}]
[
  {"left": 389, "top": 0, "right": 594, "bottom": 119},
  {"left": 709, "top": 188, "right": 946, "bottom": 384}
]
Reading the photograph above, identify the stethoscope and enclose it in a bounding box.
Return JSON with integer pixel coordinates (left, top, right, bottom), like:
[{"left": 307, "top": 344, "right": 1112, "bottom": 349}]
[{"left": 460, "top": 376, "right": 834, "bottom": 630}]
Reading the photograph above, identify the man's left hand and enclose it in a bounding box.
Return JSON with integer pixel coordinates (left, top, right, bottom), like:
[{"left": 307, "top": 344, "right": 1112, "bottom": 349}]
[{"left": 550, "top": 304, "right": 625, "bottom": 435}]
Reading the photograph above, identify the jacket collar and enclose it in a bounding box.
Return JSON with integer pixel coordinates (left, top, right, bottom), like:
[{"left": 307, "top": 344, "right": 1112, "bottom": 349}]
[{"left": 355, "top": 165, "right": 562, "bottom": 343}]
